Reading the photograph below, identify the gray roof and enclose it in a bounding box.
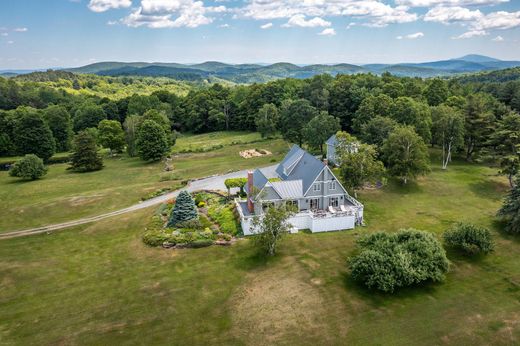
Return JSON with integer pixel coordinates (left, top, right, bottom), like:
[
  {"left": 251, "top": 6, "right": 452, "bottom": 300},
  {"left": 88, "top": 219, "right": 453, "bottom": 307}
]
[
  {"left": 271, "top": 180, "right": 304, "bottom": 199},
  {"left": 244, "top": 169, "right": 269, "bottom": 194},
  {"left": 326, "top": 134, "right": 337, "bottom": 146},
  {"left": 275, "top": 145, "right": 326, "bottom": 194}
]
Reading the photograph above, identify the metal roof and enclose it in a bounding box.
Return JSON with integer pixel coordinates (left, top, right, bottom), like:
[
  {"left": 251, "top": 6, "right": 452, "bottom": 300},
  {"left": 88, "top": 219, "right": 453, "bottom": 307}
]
[
  {"left": 271, "top": 180, "right": 304, "bottom": 199},
  {"left": 274, "top": 145, "right": 326, "bottom": 194},
  {"left": 325, "top": 134, "right": 337, "bottom": 146}
]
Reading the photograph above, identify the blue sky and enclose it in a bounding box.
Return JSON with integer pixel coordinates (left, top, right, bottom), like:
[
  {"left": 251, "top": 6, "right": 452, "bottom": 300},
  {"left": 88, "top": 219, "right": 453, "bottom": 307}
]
[{"left": 1, "top": 0, "right": 519, "bottom": 69}]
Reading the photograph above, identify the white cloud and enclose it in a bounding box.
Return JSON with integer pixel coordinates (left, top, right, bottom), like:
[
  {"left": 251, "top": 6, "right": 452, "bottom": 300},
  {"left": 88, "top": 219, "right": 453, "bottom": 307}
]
[
  {"left": 318, "top": 28, "right": 336, "bottom": 36},
  {"left": 260, "top": 22, "right": 273, "bottom": 29},
  {"left": 107, "top": 20, "right": 119, "bottom": 25},
  {"left": 218, "top": 23, "right": 230, "bottom": 28},
  {"left": 7, "top": 40, "right": 14, "bottom": 44},
  {"left": 239, "top": 0, "right": 417, "bottom": 27},
  {"left": 396, "top": 0, "right": 508, "bottom": 6},
  {"left": 88, "top": 0, "right": 132, "bottom": 12},
  {"left": 13, "top": 27, "right": 28, "bottom": 32},
  {"left": 452, "top": 29, "right": 487, "bottom": 38},
  {"left": 1, "top": 33, "right": 8, "bottom": 37},
  {"left": 121, "top": 0, "right": 225, "bottom": 28},
  {"left": 424, "top": 6, "right": 482, "bottom": 24},
  {"left": 282, "top": 14, "right": 331, "bottom": 28},
  {"left": 450, "top": 10, "right": 520, "bottom": 38},
  {"left": 492, "top": 35, "right": 504, "bottom": 41},
  {"left": 396, "top": 31, "right": 424, "bottom": 39}
]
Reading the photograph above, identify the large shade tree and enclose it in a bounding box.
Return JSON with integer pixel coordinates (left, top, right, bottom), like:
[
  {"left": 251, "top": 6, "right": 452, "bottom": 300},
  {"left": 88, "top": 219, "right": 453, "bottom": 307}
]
[
  {"left": 279, "top": 99, "right": 319, "bottom": 146},
  {"left": 42, "top": 105, "right": 73, "bottom": 152},
  {"left": 431, "top": 105, "right": 465, "bottom": 170},
  {"left": 255, "top": 103, "right": 279, "bottom": 138},
  {"left": 97, "top": 119, "right": 125, "bottom": 155},
  {"left": 382, "top": 126, "right": 430, "bottom": 184},
  {"left": 13, "top": 107, "right": 55, "bottom": 161},
  {"left": 303, "top": 111, "right": 341, "bottom": 155},
  {"left": 136, "top": 120, "right": 169, "bottom": 162}
]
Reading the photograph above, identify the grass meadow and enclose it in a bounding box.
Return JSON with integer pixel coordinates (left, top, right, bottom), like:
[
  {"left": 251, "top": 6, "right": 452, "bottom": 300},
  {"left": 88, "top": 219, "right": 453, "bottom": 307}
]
[{"left": 0, "top": 133, "right": 519, "bottom": 345}]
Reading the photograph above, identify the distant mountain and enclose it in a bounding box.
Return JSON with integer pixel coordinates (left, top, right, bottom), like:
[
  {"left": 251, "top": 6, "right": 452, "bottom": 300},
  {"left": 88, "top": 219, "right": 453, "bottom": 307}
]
[
  {"left": 456, "top": 54, "right": 501, "bottom": 63},
  {"left": 54, "top": 55, "right": 520, "bottom": 83}
]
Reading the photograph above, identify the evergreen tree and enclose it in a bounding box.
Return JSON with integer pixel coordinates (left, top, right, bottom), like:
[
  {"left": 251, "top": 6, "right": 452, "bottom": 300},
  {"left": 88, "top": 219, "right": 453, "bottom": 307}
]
[
  {"left": 13, "top": 107, "right": 56, "bottom": 161},
  {"left": 136, "top": 120, "right": 170, "bottom": 162},
  {"left": 498, "top": 176, "right": 520, "bottom": 234},
  {"left": 167, "top": 191, "right": 198, "bottom": 227},
  {"left": 69, "top": 131, "right": 103, "bottom": 172}
]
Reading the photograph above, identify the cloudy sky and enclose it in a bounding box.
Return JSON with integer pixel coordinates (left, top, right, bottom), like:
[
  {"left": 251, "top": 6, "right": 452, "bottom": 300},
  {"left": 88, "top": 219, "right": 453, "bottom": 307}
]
[{"left": 1, "top": 0, "right": 519, "bottom": 68}]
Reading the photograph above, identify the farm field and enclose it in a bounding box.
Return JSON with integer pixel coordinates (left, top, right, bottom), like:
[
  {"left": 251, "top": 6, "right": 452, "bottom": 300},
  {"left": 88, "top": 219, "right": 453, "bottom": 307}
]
[
  {"left": 1, "top": 149, "right": 519, "bottom": 345},
  {"left": 0, "top": 133, "right": 288, "bottom": 232}
]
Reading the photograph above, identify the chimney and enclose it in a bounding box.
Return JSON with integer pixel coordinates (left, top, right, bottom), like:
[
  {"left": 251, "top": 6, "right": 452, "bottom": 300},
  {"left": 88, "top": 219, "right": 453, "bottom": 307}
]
[
  {"left": 323, "top": 159, "right": 328, "bottom": 166},
  {"left": 247, "top": 171, "right": 254, "bottom": 213}
]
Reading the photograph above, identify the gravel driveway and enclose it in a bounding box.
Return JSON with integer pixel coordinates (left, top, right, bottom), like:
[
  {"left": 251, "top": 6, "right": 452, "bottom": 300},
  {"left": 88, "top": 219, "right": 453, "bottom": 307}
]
[{"left": 0, "top": 165, "right": 278, "bottom": 239}]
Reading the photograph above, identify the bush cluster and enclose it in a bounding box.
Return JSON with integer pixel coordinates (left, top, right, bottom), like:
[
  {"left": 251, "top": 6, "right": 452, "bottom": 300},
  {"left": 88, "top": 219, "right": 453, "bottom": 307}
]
[
  {"left": 208, "top": 204, "right": 239, "bottom": 235},
  {"left": 349, "top": 229, "right": 450, "bottom": 293},
  {"left": 443, "top": 223, "right": 494, "bottom": 255},
  {"left": 9, "top": 154, "right": 48, "bottom": 180}
]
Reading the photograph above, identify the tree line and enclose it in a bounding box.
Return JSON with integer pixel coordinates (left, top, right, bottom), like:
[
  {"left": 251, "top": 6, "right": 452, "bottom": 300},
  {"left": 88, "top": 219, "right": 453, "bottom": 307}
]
[{"left": 0, "top": 71, "right": 519, "bottom": 183}]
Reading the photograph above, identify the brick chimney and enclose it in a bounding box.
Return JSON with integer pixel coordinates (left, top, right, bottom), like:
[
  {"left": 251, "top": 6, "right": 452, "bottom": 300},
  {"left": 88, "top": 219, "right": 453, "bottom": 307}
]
[
  {"left": 323, "top": 158, "right": 328, "bottom": 166},
  {"left": 247, "top": 171, "right": 254, "bottom": 213}
]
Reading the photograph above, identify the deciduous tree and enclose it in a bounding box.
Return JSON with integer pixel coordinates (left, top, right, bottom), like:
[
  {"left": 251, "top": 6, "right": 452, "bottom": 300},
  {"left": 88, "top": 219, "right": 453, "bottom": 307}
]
[
  {"left": 251, "top": 205, "right": 293, "bottom": 256},
  {"left": 13, "top": 107, "right": 55, "bottom": 161},
  {"left": 136, "top": 120, "right": 169, "bottom": 162},
  {"left": 255, "top": 103, "right": 279, "bottom": 138},
  {"left": 97, "top": 119, "right": 125, "bottom": 155},
  {"left": 303, "top": 111, "right": 340, "bottom": 154},
  {"left": 431, "top": 105, "right": 465, "bottom": 169},
  {"left": 382, "top": 126, "right": 430, "bottom": 184}
]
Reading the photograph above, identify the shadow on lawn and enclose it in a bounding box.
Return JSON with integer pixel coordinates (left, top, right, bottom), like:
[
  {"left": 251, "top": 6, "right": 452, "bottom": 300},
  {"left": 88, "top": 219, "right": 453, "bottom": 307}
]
[
  {"left": 468, "top": 179, "right": 509, "bottom": 201},
  {"left": 341, "top": 270, "right": 442, "bottom": 307}
]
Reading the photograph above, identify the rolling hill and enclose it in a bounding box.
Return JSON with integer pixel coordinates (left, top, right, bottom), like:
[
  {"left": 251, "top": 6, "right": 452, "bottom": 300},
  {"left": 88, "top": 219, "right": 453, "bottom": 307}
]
[{"left": 53, "top": 54, "right": 520, "bottom": 83}]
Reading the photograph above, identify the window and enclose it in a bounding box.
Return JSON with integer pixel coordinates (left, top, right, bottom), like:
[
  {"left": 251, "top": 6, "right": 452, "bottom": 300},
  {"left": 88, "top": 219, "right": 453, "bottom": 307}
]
[
  {"left": 286, "top": 200, "right": 298, "bottom": 212},
  {"left": 310, "top": 198, "right": 319, "bottom": 210},
  {"left": 313, "top": 183, "right": 321, "bottom": 192},
  {"left": 329, "top": 197, "right": 339, "bottom": 208},
  {"left": 328, "top": 181, "right": 336, "bottom": 190},
  {"left": 262, "top": 202, "right": 274, "bottom": 212}
]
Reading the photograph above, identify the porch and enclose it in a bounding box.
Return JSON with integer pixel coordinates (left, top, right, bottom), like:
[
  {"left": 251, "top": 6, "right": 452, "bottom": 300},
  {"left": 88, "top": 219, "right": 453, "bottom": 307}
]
[{"left": 235, "top": 199, "right": 363, "bottom": 235}]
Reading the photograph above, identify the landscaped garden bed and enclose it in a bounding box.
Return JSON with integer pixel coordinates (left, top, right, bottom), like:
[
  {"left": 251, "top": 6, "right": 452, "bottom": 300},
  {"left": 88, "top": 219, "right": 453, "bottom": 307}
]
[{"left": 142, "top": 190, "right": 241, "bottom": 249}]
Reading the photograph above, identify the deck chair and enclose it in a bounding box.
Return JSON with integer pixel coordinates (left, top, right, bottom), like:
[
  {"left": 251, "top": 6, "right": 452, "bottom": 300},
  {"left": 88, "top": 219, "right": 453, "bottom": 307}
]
[{"left": 328, "top": 206, "right": 336, "bottom": 214}]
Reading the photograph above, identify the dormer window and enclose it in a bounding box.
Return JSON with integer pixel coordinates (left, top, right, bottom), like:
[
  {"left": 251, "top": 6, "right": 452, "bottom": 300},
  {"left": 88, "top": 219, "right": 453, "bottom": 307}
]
[{"left": 313, "top": 183, "right": 321, "bottom": 192}]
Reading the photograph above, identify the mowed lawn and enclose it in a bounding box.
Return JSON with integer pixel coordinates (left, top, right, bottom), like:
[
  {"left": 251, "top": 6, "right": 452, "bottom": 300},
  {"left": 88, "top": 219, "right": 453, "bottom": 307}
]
[
  {"left": 1, "top": 153, "right": 519, "bottom": 345},
  {"left": 0, "top": 134, "right": 289, "bottom": 232}
]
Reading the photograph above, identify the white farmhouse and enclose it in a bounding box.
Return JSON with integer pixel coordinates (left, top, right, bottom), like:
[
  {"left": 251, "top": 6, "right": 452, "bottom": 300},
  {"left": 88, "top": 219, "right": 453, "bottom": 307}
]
[{"left": 236, "top": 145, "right": 364, "bottom": 235}]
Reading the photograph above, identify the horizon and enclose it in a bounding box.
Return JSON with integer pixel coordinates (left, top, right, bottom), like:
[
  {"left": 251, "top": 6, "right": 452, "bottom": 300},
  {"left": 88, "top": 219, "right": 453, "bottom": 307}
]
[{"left": 1, "top": 0, "right": 520, "bottom": 69}]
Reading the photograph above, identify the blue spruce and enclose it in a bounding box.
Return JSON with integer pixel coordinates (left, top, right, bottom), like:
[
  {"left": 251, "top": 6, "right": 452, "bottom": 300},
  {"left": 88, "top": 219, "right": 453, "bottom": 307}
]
[{"left": 167, "top": 191, "right": 198, "bottom": 227}]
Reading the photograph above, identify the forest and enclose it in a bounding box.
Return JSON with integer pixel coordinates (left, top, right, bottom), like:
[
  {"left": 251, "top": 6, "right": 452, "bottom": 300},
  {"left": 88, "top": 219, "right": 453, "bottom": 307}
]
[{"left": 1, "top": 67, "right": 519, "bottom": 184}]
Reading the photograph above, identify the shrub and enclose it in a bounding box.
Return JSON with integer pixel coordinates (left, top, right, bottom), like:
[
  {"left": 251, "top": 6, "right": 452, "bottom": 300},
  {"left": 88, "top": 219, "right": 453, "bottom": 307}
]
[
  {"left": 349, "top": 229, "right": 450, "bottom": 293},
  {"left": 9, "top": 154, "right": 47, "bottom": 180},
  {"left": 186, "top": 239, "right": 214, "bottom": 248},
  {"left": 443, "top": 223, "right": 494, "bottom": 255},
  {"left": 208, "top": 204, "right": 239, "bottom": 235},
  {"left": 198, "top": 201, "right": 206, "bottom": 208},
  {"left": 142, "top": 229, "right": 170, "bottom": 247}
]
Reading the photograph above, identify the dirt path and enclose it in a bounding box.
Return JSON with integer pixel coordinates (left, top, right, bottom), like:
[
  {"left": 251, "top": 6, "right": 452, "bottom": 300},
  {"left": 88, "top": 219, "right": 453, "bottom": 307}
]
[{"left": 0, "top": 165, "right": 278, "bottom": 240}]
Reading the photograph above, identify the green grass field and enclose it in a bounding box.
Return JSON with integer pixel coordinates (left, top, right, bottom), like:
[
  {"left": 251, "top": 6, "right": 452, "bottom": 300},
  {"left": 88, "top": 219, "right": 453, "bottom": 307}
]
[
  {"left": 0, "top": 134, "right": 288, "bottom": 232},
  {"left": 172, "top": 131, "right": 268, "bottom": 153},
  {"left": 0, "top": 136, "right": 519, "bottom": 345}
]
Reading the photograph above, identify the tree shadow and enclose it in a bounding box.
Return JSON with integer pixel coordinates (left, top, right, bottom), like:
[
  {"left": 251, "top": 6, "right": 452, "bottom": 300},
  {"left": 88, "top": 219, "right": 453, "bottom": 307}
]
[
  {"left": 341, "top": 270, "right": 441, "bottom": 308},
  {"left": 468, "top": 180, "right": 508, "bottom": 201},
  {"left": 493, "top": 219, "right": 520, "bottom": 244},
  {"left": 233, "top": 243, "right": 282, "bottom": 271}
]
